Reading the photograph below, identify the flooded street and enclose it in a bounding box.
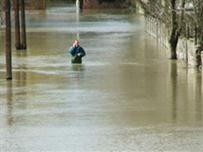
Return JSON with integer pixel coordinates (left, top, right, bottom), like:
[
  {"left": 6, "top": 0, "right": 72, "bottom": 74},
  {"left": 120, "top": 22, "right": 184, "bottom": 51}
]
[{"left": 0, "top": 3, "right": 203, "bottom": 152}]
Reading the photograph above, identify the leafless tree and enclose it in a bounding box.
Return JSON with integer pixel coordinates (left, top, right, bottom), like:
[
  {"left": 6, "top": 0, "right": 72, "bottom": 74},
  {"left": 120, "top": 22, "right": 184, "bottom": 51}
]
[
  {"left": 139, "top": 0, "right": 186, "bottom": 59},
  {"left": 168, "top": 0, "right": 186, "bottom": 59}
]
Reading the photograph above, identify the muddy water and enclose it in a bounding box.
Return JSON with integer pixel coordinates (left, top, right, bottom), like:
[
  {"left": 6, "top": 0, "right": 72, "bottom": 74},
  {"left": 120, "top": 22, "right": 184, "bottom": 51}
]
[{"left": 0, "top": 3, "right": 203, "bottom": 152}]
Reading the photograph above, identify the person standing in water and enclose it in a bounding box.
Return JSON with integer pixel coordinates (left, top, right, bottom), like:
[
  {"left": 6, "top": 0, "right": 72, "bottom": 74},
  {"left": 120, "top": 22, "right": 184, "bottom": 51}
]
[{"left": 69, "top": 40, "right": 86, "bottom": 64}]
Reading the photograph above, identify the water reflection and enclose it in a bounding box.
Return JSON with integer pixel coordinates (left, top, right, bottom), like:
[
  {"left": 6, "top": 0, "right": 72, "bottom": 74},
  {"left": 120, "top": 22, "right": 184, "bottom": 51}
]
[
  {"left": 195, "top": 72, "right": 202, "bottom": 122},
  {"left": 71, "top": 64, "right": 85, "bottom": 81},
  {"left": 5, "top": 62, "right": 28, "bottom": 126},
  {"left": 16, "top": 49, "right": 27, "bottom": 57},
  {"left": 168, "top": 60, "right": 203, "bottom": 125},
  {"left": 6, "top": 81, "right": 14, "bottom": 126},
  {"left": 71, "top": 64, "right": 84, "bottom": 71},
  {"left": 16, "top": 65, "right": 27, "bottom": 87},
  {"left": 16, "top": 50, "right": 27, "bottom": 88},
  {"left": 170, "top": 61, "right": 178, "bottom": 123}
]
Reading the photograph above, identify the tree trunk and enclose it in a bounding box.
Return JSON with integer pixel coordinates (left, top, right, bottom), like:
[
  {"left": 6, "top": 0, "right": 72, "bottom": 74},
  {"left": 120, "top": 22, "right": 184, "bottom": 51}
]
[
  {"left": 196, "top": 25, "right": 203, "bottom": 67},
  {"left": 169, "top": 0, "right": 179, "bottom": 60},
  {"left": 80, "top": 0, "right": 83, "bottom": 9},
  {"left": 20, "top": 0, "right": 27, "bottom": 49},
  {"left": 196, "top": 47, "right": 202, "bottom": 68},
  {"left": 4, "top": 0, "right": 12, "bottom": 80},
  {"left": 14, "top": 0, "right": 21, "bottom": 49},
  {"left": 169, "top": 29, "right": 179, "bottom": 59},
  {"left": 170, "top": 40, "right": 178, "bottom": 59}
]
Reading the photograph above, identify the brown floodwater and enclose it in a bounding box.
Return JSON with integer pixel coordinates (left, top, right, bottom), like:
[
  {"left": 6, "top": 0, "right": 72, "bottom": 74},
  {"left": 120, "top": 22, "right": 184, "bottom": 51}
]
[{"left": 0, "top": 3, "right": 203, "bottom": 152}]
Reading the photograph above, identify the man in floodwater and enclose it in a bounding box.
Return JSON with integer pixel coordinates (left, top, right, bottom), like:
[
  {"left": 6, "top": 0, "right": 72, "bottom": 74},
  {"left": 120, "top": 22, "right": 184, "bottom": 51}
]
[{"left": 69, "top": 40, "right": 86, "bottom": 64}]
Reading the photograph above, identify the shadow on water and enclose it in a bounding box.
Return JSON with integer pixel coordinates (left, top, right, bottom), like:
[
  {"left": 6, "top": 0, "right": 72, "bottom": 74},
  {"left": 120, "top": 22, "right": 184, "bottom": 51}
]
[
  {"left": 169, "top": 60, "right": 203, "bottom": 125},
  {"left": 5, "top": 63, "right": 28, "bottom": 126},
  {"left": 71, "top": 64, "right": 85, "bottom": 71},
  {"left": 6, "top": 81, "right": 14, "bottom": 126},
  {"left": 71, "top": 64, "right": 85, "bottom": 80},
  {"left": 170, "top": 61, "right": 178, "bottom": 123},
  {"left": 195, "top": 71, "right": 202, "bottom": 122},
  {"left": 16, "top": 50, "right": 28, "bottom": 87}
]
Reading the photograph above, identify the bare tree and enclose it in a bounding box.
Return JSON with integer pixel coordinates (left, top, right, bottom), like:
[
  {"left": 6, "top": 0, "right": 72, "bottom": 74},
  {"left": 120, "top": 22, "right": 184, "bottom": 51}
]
[
  {"left": 139, "top": 0, "right": 186, "bottom": 59},
  {"left": 20, "top": 0, "right": 27, "bottom": 49},
  {"left": 168, "top": 0, "right": 185, "bottom": 59},
  {"left": 13, "top": 0, "right": 21, "bottom": 49},
  {"left": 4, "top": 0, "right": 12, "bottom": 80}
]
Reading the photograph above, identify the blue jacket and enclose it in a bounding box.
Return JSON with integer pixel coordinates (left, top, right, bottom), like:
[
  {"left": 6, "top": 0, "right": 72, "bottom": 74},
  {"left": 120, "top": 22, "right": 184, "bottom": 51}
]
[{"left": 69, "top": 45, "right": 86, "bottom": 57}]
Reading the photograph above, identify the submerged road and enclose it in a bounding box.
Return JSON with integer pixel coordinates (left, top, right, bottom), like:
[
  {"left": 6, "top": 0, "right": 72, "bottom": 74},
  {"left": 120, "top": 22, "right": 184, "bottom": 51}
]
[{"left": 0, "top": 3, "right": 203, "bottom": 152}]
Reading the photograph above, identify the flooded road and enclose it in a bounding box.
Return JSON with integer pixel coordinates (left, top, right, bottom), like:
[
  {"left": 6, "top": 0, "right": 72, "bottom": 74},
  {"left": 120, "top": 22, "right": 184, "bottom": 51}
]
[{"left": 1, "top": 3, "right": 203, "bottom": 152}]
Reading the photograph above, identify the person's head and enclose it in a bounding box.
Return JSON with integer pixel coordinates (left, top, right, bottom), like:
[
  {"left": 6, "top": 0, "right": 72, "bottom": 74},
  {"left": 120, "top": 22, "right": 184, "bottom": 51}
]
[{"left": 73, "top": 40, "right": 80, "bottom": 46}]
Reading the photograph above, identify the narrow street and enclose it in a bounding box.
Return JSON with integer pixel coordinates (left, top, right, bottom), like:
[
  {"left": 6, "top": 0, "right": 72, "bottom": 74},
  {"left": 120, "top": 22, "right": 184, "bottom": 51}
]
[{"left": 0, "top": 2, "right": 203, "bottom": 151}]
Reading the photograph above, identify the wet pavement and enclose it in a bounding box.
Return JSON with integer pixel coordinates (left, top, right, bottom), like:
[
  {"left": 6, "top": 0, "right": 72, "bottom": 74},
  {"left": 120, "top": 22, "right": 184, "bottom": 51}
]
[{"left": 0, "top": 2, "right": 203, "bottom": 152}]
